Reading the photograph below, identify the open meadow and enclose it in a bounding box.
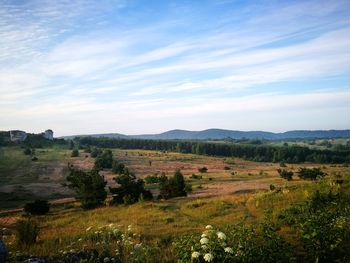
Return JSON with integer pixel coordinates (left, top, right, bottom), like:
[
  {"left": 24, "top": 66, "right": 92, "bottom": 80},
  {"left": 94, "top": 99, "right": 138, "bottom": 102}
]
[{"left": 1, "top": 144, "right": 350, "bottom": 261}]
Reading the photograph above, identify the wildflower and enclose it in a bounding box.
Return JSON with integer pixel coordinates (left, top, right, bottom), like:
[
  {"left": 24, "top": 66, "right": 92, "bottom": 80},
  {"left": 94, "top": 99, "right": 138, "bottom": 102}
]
[
  {"left": 191, "top": 251, "right": 200, "bottom": 258},
  {"left": 200, "top": 237, "right": 209, "bottom": 244},
  {"left": 86, "top": 226, "right": 92, "bottom": 231},
  {"left": 128, "top": 225, "right": 132, "bottom": 231},
  {"left": 201, "top": 245, "right": 208, "bottom": 250},
  {"left": 205, "top": 225, "right": 213, "bottom": 230},
  {"left": 204, "top": 253, "right": 214, "bottom": 262},
  {"left": 224, "top": 247, "right": 233, "bottom": 254},
  {"left": 78, "top": 238, "right": 83, "bottom": 242},
  {"left": 104, "top": 257, "right": 110, "bottom": 263},
  {"left": 217, "top": 231, "right": 226, "bottom": 240},
  {"left": 201, "top": 233, "right": 207, "bottom": 238}
]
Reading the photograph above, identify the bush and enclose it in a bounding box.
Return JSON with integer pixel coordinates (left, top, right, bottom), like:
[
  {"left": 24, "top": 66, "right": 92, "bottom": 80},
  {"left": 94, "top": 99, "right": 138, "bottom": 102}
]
[
  {"left": 158, "top": 169, "right": 188, "bottom": 199},
  {"left": 297, "top": 167, "right": 326, "bottom": 180},
  {"left": 90, "top": 147, "right": 102, "bottom": 158},
  {"left": 198, "top": 167, "right": 208, "bottom": 173},
  {"left": 277, "top": 169, "right": 293, "bottom": 181},
  {"left": 31, "top": 156, "right": 38, "bottom": 161},
  {"left": 71, "top": 149, "right": 79, "bottom": 157},
  {"left": 190, "top": 174, "right": 202, "bottom": 180},
  {"left": 24, "top": 200, "right": 50, "bottom": 215},
  {"left": 16, "top": 218, "right": 39, "bottom": 245}
]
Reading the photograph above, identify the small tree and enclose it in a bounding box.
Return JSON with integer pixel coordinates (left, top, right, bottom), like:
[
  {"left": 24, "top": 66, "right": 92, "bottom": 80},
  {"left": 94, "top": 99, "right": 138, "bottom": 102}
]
[
  {"left": 94, "top": 149, "right": 113, "bottom": 169},
  {"left": 16, "top": 218, "right": 39, "bottom": 245},
  {"left": 277, "top": 169, "right": 293, "bottom": 181},
  {"left": 90, "top": 147, "right": 102, "bottom": 158},
  {"left": 159, "top": 169, "right": 188, "bottom": 199},
  {"left": 112, "top": 160, "right": 126, "bottom": 174},
  {"left": 66, "top": 167, "right": 107, "bottom": 209}
]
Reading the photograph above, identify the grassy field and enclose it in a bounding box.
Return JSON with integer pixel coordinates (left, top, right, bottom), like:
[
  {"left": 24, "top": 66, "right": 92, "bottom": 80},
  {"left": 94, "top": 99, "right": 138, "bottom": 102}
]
[{"left": 0, "top": 145, "right": 350, "bottom": 260}]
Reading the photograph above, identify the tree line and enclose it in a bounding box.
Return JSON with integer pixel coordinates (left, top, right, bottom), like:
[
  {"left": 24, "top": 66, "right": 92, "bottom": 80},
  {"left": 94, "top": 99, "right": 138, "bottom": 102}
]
[{"left": 75, "top": 137, "right": 350, "bottom": 164}]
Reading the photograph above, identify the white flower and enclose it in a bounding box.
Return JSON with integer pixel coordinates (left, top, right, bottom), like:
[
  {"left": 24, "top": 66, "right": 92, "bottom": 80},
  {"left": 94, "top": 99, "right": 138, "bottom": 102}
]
[
  {"left": 127, "top": 225, "right": 132, "bottom": 231},
  {"left": 205, "top": 225, "right": 213, "bottom": 230},
  {"left": 78, "top": 238, "right": 83, "bottom": 242},
  {"left": 108, "top": 223, "right": 114, "bottom": 228},
  {"left": 86, "top": 226, "right": 92, "bottom": 231},
  {"left": 200, "top": 237, "right": 209, "bottom": 244},
  {"left": 201, "top": 245, "right": 208, "bottom": 250},
  {"left": 191, "top": 251, "right": 200, "bottom": 258},
  {"left": 204, "top": 253, "right": 214, "bottom": 262},
  {"left": 217, "top": 231, "right": 226, "bottom": 240},
  {"left": 201, "top": 233, "right": 207, "bottom": 238},
  {"left": 224, "top": 247, "right": 233, "bottom": 254}
]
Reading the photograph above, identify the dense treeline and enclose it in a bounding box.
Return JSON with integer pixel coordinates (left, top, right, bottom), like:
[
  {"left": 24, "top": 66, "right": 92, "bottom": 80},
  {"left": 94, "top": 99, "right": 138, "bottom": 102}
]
[{"left": 75, "top": 137, "right": 350, "bottom": 164}]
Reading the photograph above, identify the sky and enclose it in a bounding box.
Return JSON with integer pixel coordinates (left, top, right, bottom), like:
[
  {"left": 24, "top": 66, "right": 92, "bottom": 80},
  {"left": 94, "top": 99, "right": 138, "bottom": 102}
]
[{"left": 1, "top": 0, "right": 350, "bottom": 136}]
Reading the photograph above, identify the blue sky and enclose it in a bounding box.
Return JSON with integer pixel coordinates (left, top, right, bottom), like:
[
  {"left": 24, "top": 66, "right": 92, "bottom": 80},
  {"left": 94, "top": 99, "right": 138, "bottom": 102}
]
[{"left": 1, "top": 0, "right": 350, "bottom": 136}]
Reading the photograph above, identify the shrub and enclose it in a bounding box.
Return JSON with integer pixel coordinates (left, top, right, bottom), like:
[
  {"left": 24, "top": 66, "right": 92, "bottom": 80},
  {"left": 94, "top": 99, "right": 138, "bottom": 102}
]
[
  {"left": 224, "top": 166, "right": 231, "bottom": 170},
  {"left": 90, "top": 147, "right": 102, "bottom": 158},
  {"left": 15, "top": 218, "right": 39, "bottom": 245},
  {"left": 198, "top": 167, "right": 208, "bottom": 173},
  {"left": 158, "top": 169, "right": 188, "bottom": 199},
  {"left": 297, "top": 167, "right": 326, "bottom": 180},
  {"left": 24, "top": 200, "right": 50, "bottom": 215},
  {"left": 190, "top": 174, "right": 202, "bottom": 180},
  {"left": 277, "top": 169, "right": 293, "bottom": 181},
  {"left": 31, "top": 156, "right": 38, "bottom": 161}
]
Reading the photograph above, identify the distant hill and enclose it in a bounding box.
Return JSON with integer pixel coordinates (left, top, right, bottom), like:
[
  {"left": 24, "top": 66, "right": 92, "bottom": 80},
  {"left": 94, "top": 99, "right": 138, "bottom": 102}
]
[{"left": 61, "top": 129, "right": 350, "bottom": 140}]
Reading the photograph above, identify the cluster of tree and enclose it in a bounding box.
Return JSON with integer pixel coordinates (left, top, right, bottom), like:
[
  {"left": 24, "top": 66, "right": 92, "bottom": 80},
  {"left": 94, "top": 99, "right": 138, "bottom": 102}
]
[
  {"left": 297, "top": 167, "right": 327, "bottom": 180},
  {"left": 109, "top": 173, "right": 152, "bottom": 204},
  {"left": 158, "top": 169, "right": 188, "bottom": 199},
  {"left": 277, "top": 169, "right": 294, "bottom": 181},
  {"left": 75, "top": 137, "right": 350, "bottom": 164},
  {"left": 94, "top": 149, "right": 113, "bottom": 169},
  {"left": 65, "top": 167, "right": 107, "bottom": 209}
]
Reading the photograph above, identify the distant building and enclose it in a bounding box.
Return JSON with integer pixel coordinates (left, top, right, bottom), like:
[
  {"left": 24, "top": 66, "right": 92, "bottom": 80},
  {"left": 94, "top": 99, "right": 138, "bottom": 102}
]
[
  {"left": 9, "top": 130, "right": 27, "bottom": 142},
  {"left": 43, "top": 129, "right": 54, "bottom": 140}
]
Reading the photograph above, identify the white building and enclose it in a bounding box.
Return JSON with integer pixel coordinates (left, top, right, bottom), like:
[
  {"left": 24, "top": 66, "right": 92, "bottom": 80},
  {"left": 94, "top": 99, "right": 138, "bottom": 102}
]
[
  {"left": 9, "top": 130, "right": 27, "bottom": 142},
  {"left": 43, "top": 129, "right": 54, "bottom": 140}
]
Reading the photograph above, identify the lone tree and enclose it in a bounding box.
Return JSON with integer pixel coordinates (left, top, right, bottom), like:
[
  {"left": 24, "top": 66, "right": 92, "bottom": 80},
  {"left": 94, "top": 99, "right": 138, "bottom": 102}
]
[
  {"left": 71, "top": 149, "right": 79, "bottom": 157},
  {"left": 66, "top": 167, "right": 107, "bottom": 209}
]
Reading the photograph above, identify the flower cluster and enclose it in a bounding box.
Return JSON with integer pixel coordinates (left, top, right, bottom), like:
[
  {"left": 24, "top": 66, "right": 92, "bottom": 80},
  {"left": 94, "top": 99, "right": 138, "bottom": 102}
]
[{"left": 191, "top": 225, "right": 234, "bottom": 262}]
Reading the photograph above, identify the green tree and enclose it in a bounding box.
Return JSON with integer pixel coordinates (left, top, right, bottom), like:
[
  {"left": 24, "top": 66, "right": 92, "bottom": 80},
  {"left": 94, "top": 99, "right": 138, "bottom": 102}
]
[
  {"left": 159, "top": 169, "right": 188, "bottom": 199},
  {"left": 277, "top": 169, "right": 293, "bottom": 181},
  {"left": 71, "top": 149, "right": 79, "bottom": 157},
  {"left": 66, "top": 167, "right": 107, "bottom": 209},
  {"left": 94, "top": 149, "right": 113, "bottom": 169}
]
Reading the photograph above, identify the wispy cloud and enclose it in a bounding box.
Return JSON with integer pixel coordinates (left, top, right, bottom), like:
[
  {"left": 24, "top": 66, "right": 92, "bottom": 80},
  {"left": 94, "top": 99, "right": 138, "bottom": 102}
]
[{"left": 0, "top": 0, "right": 350, "bottom": 135}]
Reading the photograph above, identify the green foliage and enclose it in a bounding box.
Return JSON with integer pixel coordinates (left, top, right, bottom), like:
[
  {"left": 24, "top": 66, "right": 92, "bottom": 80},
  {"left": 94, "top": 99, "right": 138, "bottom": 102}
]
[
  {"left": 76, "top": 137, "right": 350, "bottom": 164},
  {"left": 277, "top": 168, "right": 293, "bottom": 181},
  {"left": 144, "top": 174, "right": 159, "bottom": 184},
  {"left": 71, "top": 149, "right": 79, "bottom": 157},
  {"left": 66, "top": 167, "right": 107, "bottom": 209},
  {"left": 15, "top": 218, "right": 39, "bottom": 245},
  {"left": 112, "top": 160, "right": 126, "bottom": 174},
  {"left": 279, "top": 185, "right": 350, "bottom": 262},
  {"left": 90, "top": 147, "right": 102, "bottom": 158},
  {"left": 158, "top": 169, "right": 188, "bottom": 199},
  {"left": 110, "top": 173, "right": 152, "bottom": 205},
  {"left": 297, "top": 167, "right": 326, "bottom": 180},
  {"left": 173, "top": 224, "right": 292, "bottom": 262},
  {"left": 24, "top": 200, "right": 50, "bottom": 215},
  {"left": 94, "top": 149, "right": 113, "bottom": 169}
]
